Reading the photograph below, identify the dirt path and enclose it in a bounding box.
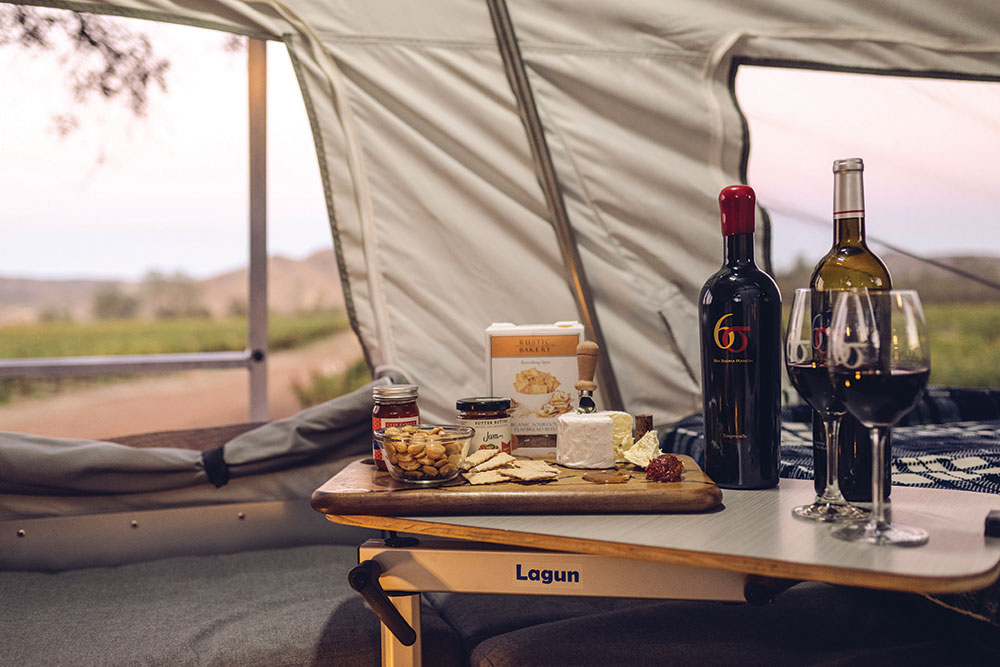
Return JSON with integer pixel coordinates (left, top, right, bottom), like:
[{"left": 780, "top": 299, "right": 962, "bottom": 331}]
[{"left": 0, "top": 331, "right": 366, "bottom": 440}]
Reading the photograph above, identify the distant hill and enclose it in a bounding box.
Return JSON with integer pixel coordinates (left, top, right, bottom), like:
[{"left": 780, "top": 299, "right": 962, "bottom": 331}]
[
  {"left": 3, "top": 248, "right": 996, "bottom": 324},
  {"left": 0, "top": 249, "right": 345, "bottom": 324},
  {"left": 774, "top": 253, "right": 1000, "bottom": 304},
  {"left": 200, "top": 250, "right": 345, "bottom": 317},
  {"left": 0, "top": 278, "right": 111, "bottom": 323}
]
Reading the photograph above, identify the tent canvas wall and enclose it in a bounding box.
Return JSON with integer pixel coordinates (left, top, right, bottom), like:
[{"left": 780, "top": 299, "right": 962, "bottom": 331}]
[
  {"left": 6, "top": 0, "right": 1000, "bottom": 425},
  {"left": 4, "top": 5, "right": 1000, "bottom": 662}
]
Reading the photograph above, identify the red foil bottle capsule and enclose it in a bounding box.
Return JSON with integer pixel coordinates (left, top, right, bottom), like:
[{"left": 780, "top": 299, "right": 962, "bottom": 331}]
[{"left": 372, "top": 384, "right": 419, "bottom": 470}]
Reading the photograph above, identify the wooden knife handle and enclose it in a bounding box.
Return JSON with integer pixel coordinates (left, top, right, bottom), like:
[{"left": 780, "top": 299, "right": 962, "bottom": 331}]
[{"left": 575, "top": 340, "right": 599, "bottom": 392}]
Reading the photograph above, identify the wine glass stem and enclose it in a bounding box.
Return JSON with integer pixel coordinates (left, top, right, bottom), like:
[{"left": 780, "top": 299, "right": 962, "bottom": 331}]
[
  {"left": 869, "top": 426, "right": 889, "bottom": 527},
  {"left": 822, "top": 416, "right": 845, "bottom": 501}
]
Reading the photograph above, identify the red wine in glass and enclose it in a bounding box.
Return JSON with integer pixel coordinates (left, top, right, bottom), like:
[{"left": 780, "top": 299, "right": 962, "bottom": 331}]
[
  {"left": 787, "top": 361, "right": 845, "bottom": 416},
  {"left": 832, "top": 366, "right": 930, "bottom": 426},
  {"left": 828, "top": 288, "right": 930, "bottom": 547},
  {"left": 785, "top": 288, "right": 867, "bottom": 523}
]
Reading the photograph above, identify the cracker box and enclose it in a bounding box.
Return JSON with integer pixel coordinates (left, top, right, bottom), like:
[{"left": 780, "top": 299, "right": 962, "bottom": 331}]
[{"left": 485, "top": 321, "right": 584, "bottom": 442}]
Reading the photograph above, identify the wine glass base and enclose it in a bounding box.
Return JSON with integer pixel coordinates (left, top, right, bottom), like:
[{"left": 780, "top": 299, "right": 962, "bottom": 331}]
[
  {"left": 792, "top": 501, "right": 869, "bottom": 523},
  {"left": 831, "top": 520, "right": 929, "bottom": 547}
]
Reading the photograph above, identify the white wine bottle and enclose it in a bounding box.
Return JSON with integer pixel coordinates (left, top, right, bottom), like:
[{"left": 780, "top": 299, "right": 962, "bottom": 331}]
[{"left": 809, "top": 158, "right": 891, "bottom": 502}]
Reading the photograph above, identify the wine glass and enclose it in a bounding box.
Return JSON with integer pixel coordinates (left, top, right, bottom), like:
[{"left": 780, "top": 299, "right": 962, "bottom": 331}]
[
  {"left": 827, "top": 289, "right": 930, "bottom": 546},
  {"left": 785, "top": 289, "right": 868, "bottom": 522}
]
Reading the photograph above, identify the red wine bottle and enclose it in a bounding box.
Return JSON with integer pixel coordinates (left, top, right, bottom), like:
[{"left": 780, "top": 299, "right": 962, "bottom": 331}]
[
  {"left": 699, "top": 185, "right": 781, "bottom": 489},
  {"left": 809, "top": 158, "right": 891, "bottom": 502}
]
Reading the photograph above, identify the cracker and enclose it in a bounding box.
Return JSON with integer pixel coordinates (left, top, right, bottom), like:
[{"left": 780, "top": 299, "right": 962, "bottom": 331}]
[
  {"left": 463, "top": 447, "right": 499, "bottom": 469},
  {"left": 463, "top": 470, "right": 507, "bottom": 485},
  {"left": 511, "top": 460, "right": 559, "bottom": 474},
  {"left": 471, "top": 451, "right": 517, "bottom": 472},
  {"left": 499, "top": 467, "right": 558, "bottom": 482}
]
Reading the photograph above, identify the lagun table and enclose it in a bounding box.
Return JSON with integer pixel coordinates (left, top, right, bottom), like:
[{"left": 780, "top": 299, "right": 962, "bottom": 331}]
[{"left": 312, "top": 460, "right": 1000, "bottom": 667}]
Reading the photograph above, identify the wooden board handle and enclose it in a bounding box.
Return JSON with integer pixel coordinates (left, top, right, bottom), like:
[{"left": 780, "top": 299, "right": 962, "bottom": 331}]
[{"left": 575, "top": 340, "right": 599, "bottom": 392}]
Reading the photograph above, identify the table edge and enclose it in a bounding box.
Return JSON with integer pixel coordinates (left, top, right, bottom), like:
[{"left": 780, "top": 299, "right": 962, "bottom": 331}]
[{"left": 325, "top": 513, "right": 1000, "bottom": 594}]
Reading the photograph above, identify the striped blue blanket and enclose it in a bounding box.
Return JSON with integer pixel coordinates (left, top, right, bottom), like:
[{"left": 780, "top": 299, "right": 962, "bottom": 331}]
[{"left": 662, "top": 387, "right": 1000, "bottom": 494}]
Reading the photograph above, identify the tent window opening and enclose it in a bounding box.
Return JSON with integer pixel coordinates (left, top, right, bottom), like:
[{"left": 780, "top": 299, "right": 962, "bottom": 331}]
[
  {"left": 735, "top": 65, "right": 1000, "bottom": 390},
  {"left": 0, "top": 8, "right": 345, "bottom": 438}
]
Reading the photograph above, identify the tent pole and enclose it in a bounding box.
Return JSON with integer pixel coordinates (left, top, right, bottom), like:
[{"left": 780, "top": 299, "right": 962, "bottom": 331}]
[
  {"left": 486, "top": 0, "right": 624, "bottom": 412},
  {"left": 248, "top": 38, "right": 269, "bottom": 421}
]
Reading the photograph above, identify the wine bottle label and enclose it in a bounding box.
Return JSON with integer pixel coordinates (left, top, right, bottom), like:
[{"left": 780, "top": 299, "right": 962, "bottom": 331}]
[
  {"left": 712, "top": 314, "right": 751, "bottom": 359},
  {"left": 708, "top": 313, "right": 754, "bottom": 440},
  {"left": 809, "top": 289, "right": 833, "bottom": 367},
  {"left": 811, "top": 311, "right": 830, "bottom": 357}
]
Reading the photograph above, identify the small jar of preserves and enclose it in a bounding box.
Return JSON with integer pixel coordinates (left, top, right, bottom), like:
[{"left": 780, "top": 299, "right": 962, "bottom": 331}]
[
  {"left": 373, "top": 384, "right": 419, "bottom": 470},
  {"left": 456, "top": 397, "right": 514, "bottom": 454}
]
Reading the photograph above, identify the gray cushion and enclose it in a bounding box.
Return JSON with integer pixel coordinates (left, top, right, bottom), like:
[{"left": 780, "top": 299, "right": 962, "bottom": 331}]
[
  {"left": 465, "top": 583, "right": 1000, "bottom": 666},
  {"left": 427, "top": 591, "right": 648, "bottom": 654},
  {"left": 1, "top": 544, "right": 463, "bottom": 666},
  {"left": 7, "top": 544, "right": 998, "bottom": 666}
]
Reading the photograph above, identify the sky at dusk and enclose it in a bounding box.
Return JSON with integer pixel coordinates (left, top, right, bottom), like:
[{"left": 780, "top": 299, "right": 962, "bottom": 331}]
[
  {"left": 737, "top": 66, "right": 1000, "bottom": 270},
  {"left": 0, "top": 16, "right": 330, "bottom": 281},
  {"left": 1, "top": 14, "right": 998, "bottom": 281}
]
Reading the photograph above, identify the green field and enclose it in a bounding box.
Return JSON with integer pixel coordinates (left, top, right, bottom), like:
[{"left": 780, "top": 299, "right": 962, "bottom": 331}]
[
  {"left": 0, "top": 311, "right": 353, "bottom": 404},
  {"left": 923, "top": 303, "right": 1000, "bottom": 389},
  {"left": 0, "top": 311, "right": 349, "bottom": 358},
  {"left": 778, "top": 302, "right": 1000, "bottom": 390},
  {"left": 1, "top": 303, "right": 996, "bottom": 407}
]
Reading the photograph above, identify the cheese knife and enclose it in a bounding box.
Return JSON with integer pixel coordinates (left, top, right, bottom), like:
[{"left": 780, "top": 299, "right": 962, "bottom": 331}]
[{"left": 575, "top": 340, "right": 599, "bottom": 413}]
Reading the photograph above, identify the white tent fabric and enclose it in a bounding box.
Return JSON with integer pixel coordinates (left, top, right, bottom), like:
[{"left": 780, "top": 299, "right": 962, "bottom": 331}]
[{"left": 14, "top": 0, "right": 1000, "bottom": 427}]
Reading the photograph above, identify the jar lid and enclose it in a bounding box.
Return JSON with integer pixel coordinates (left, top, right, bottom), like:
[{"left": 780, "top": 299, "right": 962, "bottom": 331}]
[
  {"left": 456, "top": 396, "right": 511, "bottom": 412},
  {"left": 373, "top": 384, "right": 419, "bottom": 401}
]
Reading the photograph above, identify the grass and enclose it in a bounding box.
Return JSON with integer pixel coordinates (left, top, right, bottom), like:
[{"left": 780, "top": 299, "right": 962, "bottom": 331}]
[
  {"left": 292, "top": 359, "right": 372, "bottom": 408},
  {"left": 923, "top": 303, "right": 1000, "bottom": 389},
  {"left": 0, "top": 311, "right": 349, "bottom": 358},
  {"left": 780, "top": 302, "right": 1000, "bottom": 390},
  {"left": 0, "top": 311, "right": 352, "bottom": 404}
]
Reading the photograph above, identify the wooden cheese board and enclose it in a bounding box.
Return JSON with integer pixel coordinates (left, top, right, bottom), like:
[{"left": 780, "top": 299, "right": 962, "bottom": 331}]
[{"left": 311, "top": 454, "right": 722, "bottom": 516}]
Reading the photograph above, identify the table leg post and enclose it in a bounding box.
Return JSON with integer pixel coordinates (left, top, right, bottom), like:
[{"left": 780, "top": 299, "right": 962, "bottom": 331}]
[{"left": 381, "top": 593, "right": 421, "bottom": 667}]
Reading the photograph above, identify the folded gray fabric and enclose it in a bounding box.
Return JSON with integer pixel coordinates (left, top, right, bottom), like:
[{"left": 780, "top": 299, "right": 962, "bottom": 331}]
[{"left": 0, "top": 379, "right": 380, "bottom": 495}]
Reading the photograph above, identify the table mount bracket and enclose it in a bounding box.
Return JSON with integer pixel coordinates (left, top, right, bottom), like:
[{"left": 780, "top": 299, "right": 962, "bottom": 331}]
[
  {"left": 381, "top": 530, "right": 420, "bottom": 548},
  {"left": 348, "top": 559, "right": 418, "bottom": 647},
  {"left": 743, "top": 575, "right": 802, "bottom": 605}
]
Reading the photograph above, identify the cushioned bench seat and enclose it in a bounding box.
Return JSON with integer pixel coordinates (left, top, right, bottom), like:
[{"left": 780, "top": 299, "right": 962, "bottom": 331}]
[
  {"left": 0, "top": 544, "right": 465, "bottom": 666},
  {"left": 5, "top": 543, "right": 999, "bottom": 666},
  {"left": 454, "top": 585, "right": 1000, "bottom": 666}
]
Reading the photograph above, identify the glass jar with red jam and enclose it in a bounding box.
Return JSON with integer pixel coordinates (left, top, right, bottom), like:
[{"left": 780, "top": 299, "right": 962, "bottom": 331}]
[
  {"left": 372, "top": 384, "right": 419, "bottom": 470},
  {"left": 456, "top": 397, "right": 514, "bottom": 453}
]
